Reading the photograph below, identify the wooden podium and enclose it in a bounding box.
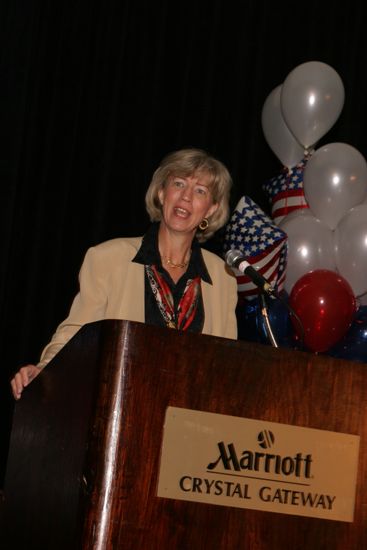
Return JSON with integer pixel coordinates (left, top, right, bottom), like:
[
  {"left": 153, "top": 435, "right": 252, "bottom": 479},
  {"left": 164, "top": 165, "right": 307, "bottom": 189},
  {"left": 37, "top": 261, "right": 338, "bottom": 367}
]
[{"left": 3, "top": 320, "right": 367, "bottom": 549}]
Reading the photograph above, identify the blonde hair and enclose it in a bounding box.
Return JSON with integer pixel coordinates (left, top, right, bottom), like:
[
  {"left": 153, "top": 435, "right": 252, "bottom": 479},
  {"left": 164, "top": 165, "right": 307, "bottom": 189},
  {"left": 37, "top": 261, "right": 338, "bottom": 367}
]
[{"left": 145, "top": 148, "right": 232, "bottom": 242}]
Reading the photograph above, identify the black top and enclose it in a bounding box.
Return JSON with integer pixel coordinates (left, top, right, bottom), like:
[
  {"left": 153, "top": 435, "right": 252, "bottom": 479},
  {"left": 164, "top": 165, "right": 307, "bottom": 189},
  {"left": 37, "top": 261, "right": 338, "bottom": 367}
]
[{"left": 132, "top": 223, "right": 212, "bottom": 332}]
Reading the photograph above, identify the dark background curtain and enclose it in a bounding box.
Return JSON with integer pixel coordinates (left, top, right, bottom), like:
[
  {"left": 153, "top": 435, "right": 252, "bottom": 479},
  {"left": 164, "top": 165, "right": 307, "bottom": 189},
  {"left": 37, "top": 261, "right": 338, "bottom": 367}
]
[{"left": 2, "top": 0, "right": 367, "bottom": 484}]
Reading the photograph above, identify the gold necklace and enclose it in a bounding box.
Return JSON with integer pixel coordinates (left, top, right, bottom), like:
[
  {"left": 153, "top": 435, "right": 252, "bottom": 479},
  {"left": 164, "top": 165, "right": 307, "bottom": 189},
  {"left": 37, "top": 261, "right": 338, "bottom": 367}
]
[
  {"left": 164, "top": 257, "right": 189, "bottom": 269},
  {"left": 162, "top": 250, "right": 192, "bottom": 269}
]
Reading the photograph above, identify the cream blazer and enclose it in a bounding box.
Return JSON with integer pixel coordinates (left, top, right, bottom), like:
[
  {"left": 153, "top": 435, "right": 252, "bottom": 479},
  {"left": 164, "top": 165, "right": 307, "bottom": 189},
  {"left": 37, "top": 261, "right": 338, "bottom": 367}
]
[{"left": 38, "top": 237, "right": 238, "bottom": 369}]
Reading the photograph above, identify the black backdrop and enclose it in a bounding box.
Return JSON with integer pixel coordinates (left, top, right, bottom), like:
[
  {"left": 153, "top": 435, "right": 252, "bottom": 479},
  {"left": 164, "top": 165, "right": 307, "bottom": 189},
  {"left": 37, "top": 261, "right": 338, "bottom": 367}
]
[{"left": 2, "top": 0, "right": 367, "bottom": 484}]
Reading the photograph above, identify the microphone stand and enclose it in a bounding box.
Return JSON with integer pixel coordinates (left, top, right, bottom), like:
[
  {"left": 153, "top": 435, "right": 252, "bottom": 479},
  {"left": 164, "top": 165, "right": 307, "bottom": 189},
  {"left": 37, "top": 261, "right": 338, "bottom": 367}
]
[
  {"left": 258, "top": 289, "right": 305, "bottom": 350},
  {"left": 259, "top": 293, "right": 279, "bottom": 348},
  {"left": 224, "top": 249, "right": 305, "bottom": 349}
]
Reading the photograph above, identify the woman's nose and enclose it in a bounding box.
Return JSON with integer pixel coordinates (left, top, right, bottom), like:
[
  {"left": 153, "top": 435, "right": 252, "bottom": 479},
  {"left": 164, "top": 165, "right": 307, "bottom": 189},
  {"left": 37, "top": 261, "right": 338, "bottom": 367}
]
[{"left": 182, "top": 186, "right": 193, "bottom": 201}]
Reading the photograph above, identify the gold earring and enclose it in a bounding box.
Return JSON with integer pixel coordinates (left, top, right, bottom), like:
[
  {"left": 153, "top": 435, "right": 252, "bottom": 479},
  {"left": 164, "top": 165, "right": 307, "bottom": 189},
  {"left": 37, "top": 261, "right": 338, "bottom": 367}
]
[{"left": 199, "top": 218, "right": 209, "bottom": 231}]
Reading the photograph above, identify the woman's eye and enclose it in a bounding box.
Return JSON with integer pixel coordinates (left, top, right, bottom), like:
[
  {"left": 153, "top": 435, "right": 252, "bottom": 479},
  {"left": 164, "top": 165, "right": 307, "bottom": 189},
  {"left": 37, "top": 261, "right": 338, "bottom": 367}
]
[
  {"left": 196, "top": 187, "right": 207, "bottom": 195},
  {"left": 173, "top": 180, "right": 185, "bottom": 187}
]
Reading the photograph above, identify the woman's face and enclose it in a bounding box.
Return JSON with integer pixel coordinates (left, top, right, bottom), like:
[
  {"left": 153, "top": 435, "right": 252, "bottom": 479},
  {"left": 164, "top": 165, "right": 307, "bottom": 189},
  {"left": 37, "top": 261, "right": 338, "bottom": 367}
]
[{"left": 158, "top": 171, "right": 218, "bottom": 238}]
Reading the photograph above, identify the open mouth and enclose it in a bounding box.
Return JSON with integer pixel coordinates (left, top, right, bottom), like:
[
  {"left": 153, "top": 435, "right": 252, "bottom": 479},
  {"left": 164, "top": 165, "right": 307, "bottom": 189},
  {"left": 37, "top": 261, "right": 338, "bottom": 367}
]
[{"left": 174, "top": 207, "right": 190, "bottom": 218}]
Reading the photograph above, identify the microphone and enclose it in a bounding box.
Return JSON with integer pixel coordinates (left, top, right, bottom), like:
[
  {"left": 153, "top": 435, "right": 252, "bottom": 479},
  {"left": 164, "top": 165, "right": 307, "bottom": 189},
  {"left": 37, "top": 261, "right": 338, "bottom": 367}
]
[{"left": 225, "top": 249, "right": 276, "bottom": 296}]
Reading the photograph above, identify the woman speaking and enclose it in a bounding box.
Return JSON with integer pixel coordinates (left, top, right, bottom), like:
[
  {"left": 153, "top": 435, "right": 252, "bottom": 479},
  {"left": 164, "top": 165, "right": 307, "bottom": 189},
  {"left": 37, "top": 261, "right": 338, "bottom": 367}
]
[{"left": 11, "top": 148, "right": 238, "bottom": 399}]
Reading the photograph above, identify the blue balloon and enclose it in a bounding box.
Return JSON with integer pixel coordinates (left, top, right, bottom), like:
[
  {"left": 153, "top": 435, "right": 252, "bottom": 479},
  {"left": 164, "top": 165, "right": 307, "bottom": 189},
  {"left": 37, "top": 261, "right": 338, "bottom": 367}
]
[
  {"left": 236, "top": 298, "right": 263, "bottom": 343},
  {"left": 327, "top": 306, "right": 367, "bottom": 363},
  {"left": 237, "top": 291, "right": 294, "bottom": 348}
]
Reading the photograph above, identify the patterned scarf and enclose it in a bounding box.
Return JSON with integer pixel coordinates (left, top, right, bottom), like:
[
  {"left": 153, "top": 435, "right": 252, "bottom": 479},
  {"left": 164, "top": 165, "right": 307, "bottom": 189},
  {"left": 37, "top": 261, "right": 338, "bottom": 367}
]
[{"left": 145, "top": 264, "right": 201, "bottom": 330}]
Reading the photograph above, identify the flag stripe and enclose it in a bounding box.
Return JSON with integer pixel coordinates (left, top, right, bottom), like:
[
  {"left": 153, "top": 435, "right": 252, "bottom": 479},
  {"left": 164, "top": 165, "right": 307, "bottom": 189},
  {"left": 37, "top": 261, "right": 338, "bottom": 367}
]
[
  {"left": 263, "top": 158, "right": 310, "bottom": 227},
  {"left": 273, "top": 203, "right": 309, "bottom": 225}
]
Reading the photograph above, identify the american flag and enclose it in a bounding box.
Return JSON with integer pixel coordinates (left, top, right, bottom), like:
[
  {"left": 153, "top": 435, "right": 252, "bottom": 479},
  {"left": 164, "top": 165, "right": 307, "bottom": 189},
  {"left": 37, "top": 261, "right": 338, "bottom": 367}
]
[
  {"left": 223, "top": 196, "right": 288, "bottom": 300},
  {"left": 262, "top": 157, "right": 310, "bottom": 225}
]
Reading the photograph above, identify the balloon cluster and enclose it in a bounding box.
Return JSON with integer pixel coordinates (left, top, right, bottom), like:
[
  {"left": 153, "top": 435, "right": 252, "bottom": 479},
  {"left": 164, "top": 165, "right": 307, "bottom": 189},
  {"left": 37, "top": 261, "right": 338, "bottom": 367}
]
[{"left": 258, "top": 61, "right": 367, "bottom": 360}]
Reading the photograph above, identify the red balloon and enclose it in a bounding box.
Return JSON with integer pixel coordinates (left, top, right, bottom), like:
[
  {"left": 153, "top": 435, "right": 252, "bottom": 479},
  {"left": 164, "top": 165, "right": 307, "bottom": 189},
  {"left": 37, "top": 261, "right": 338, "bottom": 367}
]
[{"left": 289, "top": 270, "right": 357, "bottom": 353}]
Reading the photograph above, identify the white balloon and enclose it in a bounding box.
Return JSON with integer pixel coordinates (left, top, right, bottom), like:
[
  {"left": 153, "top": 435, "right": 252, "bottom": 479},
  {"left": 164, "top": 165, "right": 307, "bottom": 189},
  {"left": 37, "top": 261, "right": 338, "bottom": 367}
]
[
  {"left": 279, "top": 209, "right": 336, "bottom": 293},
  {"left": 334, "top": 204, "right": 367, "bottom": 297},
  {"left": 261, "top": 85, "right": 305, "bottom": 168},
  {"left": 281, "top": 61, "right": 345, "bottom": 148},
  {"left": 303, "top": 143, "right": 367, "bottom": 230}
]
